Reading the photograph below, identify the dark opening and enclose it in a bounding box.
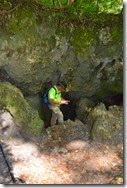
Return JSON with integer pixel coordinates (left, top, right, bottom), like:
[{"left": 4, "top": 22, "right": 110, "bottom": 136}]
[
  {"left": 40, "top": 92, "right": 123, "bottom": 128},
  {"left": 40, "top": 92, "right": 77, "bottom": 128},
  {"left": 101, "top": 94, "right": 123, "bottom": 109},
  {"left": 41, "top": 104, "right": 52, "bottom": 128},
  {"left": 61, "top": 92, "right": 76, "bottom": 121}
]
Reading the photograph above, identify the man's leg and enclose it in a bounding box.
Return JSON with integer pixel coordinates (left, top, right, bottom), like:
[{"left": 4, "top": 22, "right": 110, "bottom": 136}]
[
  {"left": 57, "top": 108, "right": 64, "bottom": 125},
  {"left": 49, "top": 106, "right": 64, "bottom": 125},
  {"left": 50, "top": 111, "right": 57, "bottom": 126}
]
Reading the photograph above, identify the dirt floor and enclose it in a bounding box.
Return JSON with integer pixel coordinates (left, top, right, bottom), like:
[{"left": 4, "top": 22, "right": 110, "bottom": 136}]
[{"left": 0, "top": 121, "right": 123, "bottom": 185}]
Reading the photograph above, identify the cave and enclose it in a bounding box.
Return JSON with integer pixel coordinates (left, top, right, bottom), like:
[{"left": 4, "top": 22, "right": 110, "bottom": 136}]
[
  {"left": 41, "top": 92, "right": 77, "bottom": 128},
  {"left": 61, "top": 93, "right": 77, "bottom": 121},
  {"left": 40, "top": 91, "right": 123, "bottom": 128},
  {"left": 101, "top": 93, "right": 123, "bottom": 109}
]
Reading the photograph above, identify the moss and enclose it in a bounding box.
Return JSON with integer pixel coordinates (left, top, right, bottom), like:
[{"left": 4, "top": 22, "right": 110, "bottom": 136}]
[
  {"left": 0, "top": 82, "right": 44, "bottom": 136},
  {"left": 29, "top": 115, "right": 43, "bottom": 135},
  {"left": 111, "top": 24, "right": 123, "bottom": 42},
  {"left": 70, "top": 27, "right": 97, "bottom": 55},
  {"left": 88, "top": 103, "right": 123, "bottom": 144},
  {"left": 6, "top": 8, "right": 37, "bottom": 35}
]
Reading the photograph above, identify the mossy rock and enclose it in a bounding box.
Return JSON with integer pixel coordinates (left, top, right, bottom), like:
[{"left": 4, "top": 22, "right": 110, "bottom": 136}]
[
  {"left": 87, "top": 103, "right": 123, "bottom": 145},
  {"left": 0, "top": 82, "right": 44, "bottom": 138},
  {"left": 76, "top": 97, "right": 95, "bottom": 123}
]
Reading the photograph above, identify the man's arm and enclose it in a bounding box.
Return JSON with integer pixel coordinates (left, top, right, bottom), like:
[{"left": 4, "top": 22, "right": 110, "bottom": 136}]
[
  {"left": 49, "top": 98, "right": 70, "bottom": 105},
  {"left": 60, "top": 99, "right": 70, "bottom": 105},
  {"left": 48, "top": 87, "right": 70, "bottom": 105},
  {"left": 48, "top": 98, "right": 61, "bottom": 105}
]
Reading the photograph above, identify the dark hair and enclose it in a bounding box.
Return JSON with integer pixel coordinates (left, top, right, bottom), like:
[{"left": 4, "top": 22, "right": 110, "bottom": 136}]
[{"left": 57, "top": 81, "right": 67, "bottom": 89}]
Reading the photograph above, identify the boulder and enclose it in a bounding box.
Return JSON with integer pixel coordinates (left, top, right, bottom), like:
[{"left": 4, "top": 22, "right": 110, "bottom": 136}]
[
  {"left": 76, "top": 97, "right": 95, "bottom": 123},
  {"left": 86, "top": 103, "right": 123, "bottom": 145},
  {"left": 0, "top": 82, "right": 44, "bottom": 140}
]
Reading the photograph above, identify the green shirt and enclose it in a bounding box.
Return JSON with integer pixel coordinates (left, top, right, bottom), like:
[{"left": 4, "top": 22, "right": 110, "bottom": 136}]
[{"left": 48, "top": 86, "right": 61, "bottom": 106}]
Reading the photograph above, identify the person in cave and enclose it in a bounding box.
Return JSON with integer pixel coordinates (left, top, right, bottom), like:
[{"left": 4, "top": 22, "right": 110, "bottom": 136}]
[{"left": 48, "top": 81, "right": 70, "bottom": 126}]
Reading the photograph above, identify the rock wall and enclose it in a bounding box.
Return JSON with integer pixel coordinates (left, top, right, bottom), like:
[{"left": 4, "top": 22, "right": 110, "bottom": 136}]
[{"left": 0, "top": 7, "right": 123, "bottom": 100}]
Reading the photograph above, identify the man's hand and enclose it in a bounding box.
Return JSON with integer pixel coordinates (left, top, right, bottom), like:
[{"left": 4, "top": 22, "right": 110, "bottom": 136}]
[{"left": 60, "top": 99, "right": 70, "bottom": 105}]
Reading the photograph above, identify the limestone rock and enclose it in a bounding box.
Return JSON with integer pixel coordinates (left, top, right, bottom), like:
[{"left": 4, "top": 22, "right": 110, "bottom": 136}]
[
  {"left": 87, "top": 103, "right": 123, "bottom": 145},
  {"left": 0, "top": 82, "right": 44, "bottom": 141}
]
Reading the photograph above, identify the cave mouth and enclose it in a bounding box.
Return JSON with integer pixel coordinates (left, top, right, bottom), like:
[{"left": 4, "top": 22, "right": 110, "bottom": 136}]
[
  {"left": 41, "top": 92, "right": 77, "bottom": 128},
  {"left": 40, "top": 92, "right": 123, "bottom": 128},
  {"left": 61, "top": 93, "right": 77, "bottom": 121},
  {"left": 101, "top": 93, "right": 123, "bottom": 109}
]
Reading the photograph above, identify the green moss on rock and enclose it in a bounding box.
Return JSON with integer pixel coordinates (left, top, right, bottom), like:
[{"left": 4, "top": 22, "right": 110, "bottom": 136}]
[
  {"left": 87, "top": 103, "right": 123, "bottom": 145},
  {"left": 0, "top": 82, "right": 44, "bottom": 136},
  {"left": 6, "top": 8, "right": 36, "bottom": 35},
  {"left": 70, "top": 27, "right": 97, "bottom": 55}
]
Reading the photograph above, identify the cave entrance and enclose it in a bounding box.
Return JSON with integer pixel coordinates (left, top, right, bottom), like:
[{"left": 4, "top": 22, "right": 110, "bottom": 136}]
[
  {"left": 40, "top": 92, "right": 123, "bottom": 128},
  {"left": 41, "top": 92, "right": 77, "bottom": 128},
  {"left": 61, "top": 92, "right": 76, "bottom": 121},
  {"left": 102, "top": 93, "right": 123, "bottom": 109}
]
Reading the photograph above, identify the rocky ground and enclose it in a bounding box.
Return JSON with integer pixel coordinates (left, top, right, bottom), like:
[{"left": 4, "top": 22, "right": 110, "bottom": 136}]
[{"left": 0, "top": 119, "right": 123, "bottom": 185}]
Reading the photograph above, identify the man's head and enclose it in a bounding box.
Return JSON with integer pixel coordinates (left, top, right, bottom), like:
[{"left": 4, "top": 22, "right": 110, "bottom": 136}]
[{"left": 57, "top": 81, "right": 67, "bottom": 91}]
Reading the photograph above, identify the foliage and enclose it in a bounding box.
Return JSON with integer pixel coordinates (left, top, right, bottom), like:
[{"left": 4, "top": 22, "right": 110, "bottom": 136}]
[
  {"left": 0, "top": 0, "right": 123, "bottom": 27},
  {"left": 98, "top": 0, "right": 123, "bottom": 14},
  {"left": 37, "top": 0, "right": 123, "bottom": 14}
]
